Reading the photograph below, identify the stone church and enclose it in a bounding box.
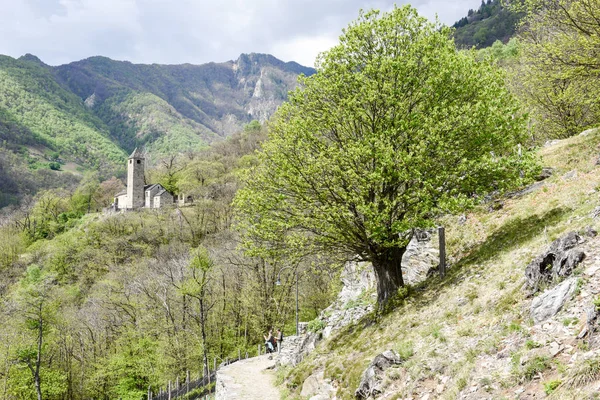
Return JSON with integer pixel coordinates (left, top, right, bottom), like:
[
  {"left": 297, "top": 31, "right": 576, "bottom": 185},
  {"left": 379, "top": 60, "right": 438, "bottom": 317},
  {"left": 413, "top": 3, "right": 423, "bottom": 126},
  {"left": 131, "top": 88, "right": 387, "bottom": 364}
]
[{"left": 113, "top": 148, "right": 174, "bottom": 210}]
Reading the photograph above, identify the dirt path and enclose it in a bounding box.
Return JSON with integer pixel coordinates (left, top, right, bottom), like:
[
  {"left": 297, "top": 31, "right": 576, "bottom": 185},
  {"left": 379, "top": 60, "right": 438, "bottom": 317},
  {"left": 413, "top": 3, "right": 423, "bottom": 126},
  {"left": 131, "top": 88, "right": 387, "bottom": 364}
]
[{"left": 215, "top": 354, "right": 280, "bottom": 400}]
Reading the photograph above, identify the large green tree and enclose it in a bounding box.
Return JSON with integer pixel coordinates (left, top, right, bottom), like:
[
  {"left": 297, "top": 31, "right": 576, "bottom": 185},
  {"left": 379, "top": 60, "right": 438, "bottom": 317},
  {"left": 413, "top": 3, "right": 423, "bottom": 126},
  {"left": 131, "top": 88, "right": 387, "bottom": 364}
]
[
  {"left": 504, "top": 0, "right": 600, "bottom": 140},
  {"left": 234, "top": 6, "right": 535, "bottom": 306}
]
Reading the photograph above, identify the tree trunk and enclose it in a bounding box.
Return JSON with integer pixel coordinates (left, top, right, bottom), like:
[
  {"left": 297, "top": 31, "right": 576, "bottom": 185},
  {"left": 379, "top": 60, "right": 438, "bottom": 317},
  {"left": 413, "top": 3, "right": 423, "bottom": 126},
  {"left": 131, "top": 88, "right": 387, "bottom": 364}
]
[
  {"left": 371, "top": 246, "right": 406, "bottom": 306},
  {"left": 35, "top": 311, "right": 43, "bottom": 400}
]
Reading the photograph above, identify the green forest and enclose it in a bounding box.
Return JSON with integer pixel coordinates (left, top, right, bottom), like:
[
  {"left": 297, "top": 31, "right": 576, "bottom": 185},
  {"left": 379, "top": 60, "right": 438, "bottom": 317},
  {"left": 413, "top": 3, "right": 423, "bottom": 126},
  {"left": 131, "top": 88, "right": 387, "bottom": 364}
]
[{"left": 2, "top": 0, "right": 600, "bottom": 399}]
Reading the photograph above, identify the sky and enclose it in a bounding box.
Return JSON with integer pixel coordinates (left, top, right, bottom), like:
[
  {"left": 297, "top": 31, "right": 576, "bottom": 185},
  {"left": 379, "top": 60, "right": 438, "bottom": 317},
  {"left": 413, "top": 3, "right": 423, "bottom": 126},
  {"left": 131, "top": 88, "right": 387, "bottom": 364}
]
[{"left": 1, "top": 0, "right": 484, "bottom": 67}]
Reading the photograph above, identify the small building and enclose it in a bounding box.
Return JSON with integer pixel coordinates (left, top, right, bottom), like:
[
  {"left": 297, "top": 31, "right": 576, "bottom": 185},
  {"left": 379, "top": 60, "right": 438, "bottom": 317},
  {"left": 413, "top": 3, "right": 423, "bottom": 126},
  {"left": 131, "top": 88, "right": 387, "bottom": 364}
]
[{"left": 114, "top": 149, "right": 175, "bottom": 210}]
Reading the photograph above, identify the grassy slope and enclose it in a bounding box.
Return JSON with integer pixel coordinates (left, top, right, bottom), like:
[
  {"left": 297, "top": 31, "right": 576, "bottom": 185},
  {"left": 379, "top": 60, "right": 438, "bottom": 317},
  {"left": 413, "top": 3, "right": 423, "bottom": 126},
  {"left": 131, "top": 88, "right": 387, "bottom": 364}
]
[{"left": 283, "top": 130, "right": 600, "bottom": 399}]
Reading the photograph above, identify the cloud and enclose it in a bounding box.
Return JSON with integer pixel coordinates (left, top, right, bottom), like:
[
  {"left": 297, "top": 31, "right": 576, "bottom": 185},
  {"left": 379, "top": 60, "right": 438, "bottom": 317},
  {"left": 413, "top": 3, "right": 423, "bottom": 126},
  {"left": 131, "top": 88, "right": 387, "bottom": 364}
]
[{"left": 0, "top": 0, "right": 483, "bottom": 66}]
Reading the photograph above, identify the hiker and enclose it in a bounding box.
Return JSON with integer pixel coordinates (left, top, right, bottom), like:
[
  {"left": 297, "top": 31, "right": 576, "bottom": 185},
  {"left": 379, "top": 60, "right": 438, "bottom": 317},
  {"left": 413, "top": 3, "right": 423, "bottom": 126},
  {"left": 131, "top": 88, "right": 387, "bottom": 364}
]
[
  {"left": 264, "top": 330, "right": 275, "bottom": 354},
  {"left": 276, "top": 328, "right": 283, "bottom": 352}
]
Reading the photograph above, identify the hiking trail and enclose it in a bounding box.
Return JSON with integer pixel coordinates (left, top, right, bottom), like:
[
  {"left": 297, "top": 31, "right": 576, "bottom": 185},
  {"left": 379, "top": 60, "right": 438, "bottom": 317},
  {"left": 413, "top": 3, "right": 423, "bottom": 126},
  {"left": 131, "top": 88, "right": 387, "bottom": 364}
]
[{"left": 215, "top": 354, "right": 280, "bottom": 400}]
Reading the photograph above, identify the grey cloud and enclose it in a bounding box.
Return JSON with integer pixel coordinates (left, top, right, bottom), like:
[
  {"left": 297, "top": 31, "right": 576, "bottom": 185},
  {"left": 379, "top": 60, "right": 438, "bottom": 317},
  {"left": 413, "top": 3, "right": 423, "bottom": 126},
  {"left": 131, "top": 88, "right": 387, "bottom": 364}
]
[{"left": 0, "top": 0, "right": 483, "bottom": 66}]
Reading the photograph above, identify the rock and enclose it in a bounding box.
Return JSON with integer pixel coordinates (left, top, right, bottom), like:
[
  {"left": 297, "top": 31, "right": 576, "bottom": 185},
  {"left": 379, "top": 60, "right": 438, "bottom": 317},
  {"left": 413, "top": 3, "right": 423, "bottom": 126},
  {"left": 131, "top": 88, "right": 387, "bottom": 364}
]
[
  {"left": 531, "top": 278, "right": 577, "bottom": 323},
  {"left": 580, "top": 128, "right": 598, "bottom": 137},
  {"left": 593, "top": 207, "right": 600, "bottom": 219},
  {"left": 524, "top": 231, "right": 585, "bottom": 292},
  {"left": 584, "top": 226, "right": 598, "bottom": 237},
  {"left": 401, "top": 229, "right": 440, "bottom": 286},
  {"left": 278, "top": 332, "right": 322, "bottom": 367},
  {"left": 301, "top": 370, "right": 335, "bottom": 399},
  {"left": 563, "top": 170, "right": 578, "bottom": 180},
  {"left": 549, "top": 342, "right": 562, "bottom": 357},
  {"left": 309, "top": 395, "right": 331, "bottom": 400},
  {"left": 458, "top": 215, "right": 467, "bottom": 225},
  {"left": 355, "top": 350, "right": 403, "bottom": 399},
  {"left": 544, "top": 139, "right": 561, "bottom": 147},
  {"left": 319, "top": 261, "right": 376, "bottom": 340},
  {"left": 508, "top": 181, "right": 545, "bottom": 198},
  {"left": 536, "top": 167, "right": 554, "bottom": 181}
]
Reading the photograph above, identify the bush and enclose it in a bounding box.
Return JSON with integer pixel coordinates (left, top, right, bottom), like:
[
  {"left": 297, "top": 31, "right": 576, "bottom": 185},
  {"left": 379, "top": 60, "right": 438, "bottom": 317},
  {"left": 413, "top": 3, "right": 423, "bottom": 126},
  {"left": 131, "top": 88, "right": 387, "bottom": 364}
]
[{"left": 307, "top": 318, "right": 325, "bottom": 333}]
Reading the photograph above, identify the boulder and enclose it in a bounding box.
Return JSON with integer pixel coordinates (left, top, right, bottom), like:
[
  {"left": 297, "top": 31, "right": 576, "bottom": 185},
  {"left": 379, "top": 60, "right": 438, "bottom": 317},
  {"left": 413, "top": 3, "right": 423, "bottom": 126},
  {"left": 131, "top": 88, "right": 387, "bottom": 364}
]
[
  {"left": 401, "top": 229, "right": 440, "bottom": 285},
  {"left": 355, "top": 350, "right": 403, "bottom": 399},
  {"left": 524, "top": 231, "right": 585, "bottom": 292},
  {"left": 531, "top": 278, "right": 577, "bottom": 323},
  {"left": 300, "top": 370, "right": 336, "bottom": 399},
  {"left": 535, "top": 167, "right": 554, "bottom": 181}
]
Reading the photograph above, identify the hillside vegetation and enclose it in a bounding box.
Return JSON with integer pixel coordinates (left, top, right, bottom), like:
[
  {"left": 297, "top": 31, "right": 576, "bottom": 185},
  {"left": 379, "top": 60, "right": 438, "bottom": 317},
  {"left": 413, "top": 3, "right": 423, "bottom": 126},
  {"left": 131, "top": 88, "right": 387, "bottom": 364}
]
[
  {"left": 280, "top": 128, "right": 600, "bottom": 399},
  {"left": 0, "top": 53, "right": 313, "bottom": 208},
  {"left": 0, "top": 124, "right": 338, "bottom": 400},
  {"left": 3, "top": 1, "right": 600, "bottom": 399},
  {"left": 55, "top": 53, "right": 314, "bottom": 155},
  {"left": 453, "top": 0, "right": 522, "bottom": 48}
]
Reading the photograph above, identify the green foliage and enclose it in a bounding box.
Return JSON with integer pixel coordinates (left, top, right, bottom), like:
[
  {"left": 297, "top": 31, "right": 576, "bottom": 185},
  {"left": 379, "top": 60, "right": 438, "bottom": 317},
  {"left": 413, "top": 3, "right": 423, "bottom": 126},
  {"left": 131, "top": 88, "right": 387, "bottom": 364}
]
[
  {"left": 307, "top": 318, "right": 326, "bottom": 333},
  {"left": 544, "top": 379, "right": 561, "bottom": 395},
  {"left": 0, "top": 55, "right": 126, "bottom": 173},
  {"left": 510, "top": 0, "right": 600, "bottom": 140},
  {"left": 396, "top": 341, "right": 414, "bottom": 361},
  {"left": 235, "top": 5, "right": 537, "bottom": 305},
  {"left": 477, "top": 38, "right": 520, "bottom": 62},
  {"left": 453, "top": 0, "right": 523, "bottom": 49},
  {"left": 517, "top": 355, "right": 551, "bottom": 381}
]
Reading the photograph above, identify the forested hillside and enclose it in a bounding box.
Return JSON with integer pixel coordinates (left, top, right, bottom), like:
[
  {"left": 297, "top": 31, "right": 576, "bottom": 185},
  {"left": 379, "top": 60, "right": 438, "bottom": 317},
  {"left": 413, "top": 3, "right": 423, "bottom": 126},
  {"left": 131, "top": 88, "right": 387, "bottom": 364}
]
[
  {"left": 0, "top": 53, "right": 314, "bottom": 208},
  {"left": 55, "top": 53, "right": 314, "bottom": 155},
  {"left": 0, "top": 123, "right": 338, "bottom": 400},
  {"left": 453, "top": 0, "right": 522, "bottom": 48},
  {"left": 5, "top": 0, "right": 600, "bottom": 399}
]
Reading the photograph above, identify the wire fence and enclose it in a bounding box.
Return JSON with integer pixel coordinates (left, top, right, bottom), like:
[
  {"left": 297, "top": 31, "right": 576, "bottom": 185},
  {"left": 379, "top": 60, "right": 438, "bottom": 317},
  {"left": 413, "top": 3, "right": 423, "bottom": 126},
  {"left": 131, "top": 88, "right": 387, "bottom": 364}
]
[{"left": 148, "top": 347, "right": 263, "bottom": 400}]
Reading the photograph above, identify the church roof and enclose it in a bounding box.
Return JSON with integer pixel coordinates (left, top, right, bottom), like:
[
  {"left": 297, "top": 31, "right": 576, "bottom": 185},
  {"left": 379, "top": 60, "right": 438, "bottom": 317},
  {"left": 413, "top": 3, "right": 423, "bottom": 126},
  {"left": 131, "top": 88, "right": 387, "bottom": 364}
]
[
  {"left": 129, "top": 147, "right": 144, "bottom": 159},
  {"left": 144, "top": 184, "right": 159, "bottom": 191}
]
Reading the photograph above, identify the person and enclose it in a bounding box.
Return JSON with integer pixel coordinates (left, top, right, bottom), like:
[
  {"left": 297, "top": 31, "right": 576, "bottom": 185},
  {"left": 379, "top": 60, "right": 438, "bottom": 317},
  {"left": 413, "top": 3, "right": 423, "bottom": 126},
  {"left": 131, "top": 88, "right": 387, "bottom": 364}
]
[
  {"left": 276, "top": 328, "right": 283, "bottom": 352},
  {"left": 264, "top": 330, "right": 275, "bottom": 354}
]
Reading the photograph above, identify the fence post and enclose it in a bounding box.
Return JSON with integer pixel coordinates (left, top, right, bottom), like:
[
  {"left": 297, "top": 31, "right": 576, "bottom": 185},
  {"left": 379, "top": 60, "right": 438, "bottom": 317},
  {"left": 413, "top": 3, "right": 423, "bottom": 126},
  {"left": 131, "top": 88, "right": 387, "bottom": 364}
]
[
  {"left": 176, "top": 376, "right": 179, "bottom": 390},
  {"left": 246, "top": 351, "right": 248, "bottom": 359},
  {"left": 168, "top": 381, "right": 171, "bottom": 400},
  {"left": 438, "top": 226, "right": 446, "bottom": 277},
  {"left": 147, "top": 386, "right": 152, "bottom": 400},
  {"left": 238, "top": 349, "right": 241, "bottom": 361},
  {"left": 258, "top": 344, "right": 260, "bottom": 355}
]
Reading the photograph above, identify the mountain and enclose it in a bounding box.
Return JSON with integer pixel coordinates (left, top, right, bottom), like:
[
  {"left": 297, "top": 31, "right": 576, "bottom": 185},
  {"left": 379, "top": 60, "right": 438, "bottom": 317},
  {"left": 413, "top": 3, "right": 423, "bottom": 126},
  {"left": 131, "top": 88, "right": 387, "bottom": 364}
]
[
  {"left": 453, "top": 0, "right": 523, "bottom": 48},
  {"left": 0, "top": 53, "right": 314, "bottom": 207},
  {"left": 54, "top": 53, "right": 315, "bottom": 156}
]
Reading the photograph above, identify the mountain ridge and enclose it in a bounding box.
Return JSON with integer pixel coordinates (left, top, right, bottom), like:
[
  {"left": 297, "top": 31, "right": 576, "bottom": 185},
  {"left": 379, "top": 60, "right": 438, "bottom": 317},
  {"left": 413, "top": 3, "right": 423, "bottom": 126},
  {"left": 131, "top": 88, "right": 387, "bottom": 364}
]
[{"left": 0, "top": 52, "right": 314, "bottom": 207}]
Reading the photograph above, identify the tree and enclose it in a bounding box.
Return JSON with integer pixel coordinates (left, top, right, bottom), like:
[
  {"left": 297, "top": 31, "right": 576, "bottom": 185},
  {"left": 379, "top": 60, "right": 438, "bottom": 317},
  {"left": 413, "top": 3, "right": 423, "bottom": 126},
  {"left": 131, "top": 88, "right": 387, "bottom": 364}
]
[
  {"left": 12, "top": 265, "right": 63, "bottom": 400},
  {"left": 180, "top": 247, "right": 216, "bottom": 379},
  {"left": 509, "top": 0, "right": 600, "bottom": 139},
  {"left": 234, "top": 6, "right": 535, "bottom": 306}
]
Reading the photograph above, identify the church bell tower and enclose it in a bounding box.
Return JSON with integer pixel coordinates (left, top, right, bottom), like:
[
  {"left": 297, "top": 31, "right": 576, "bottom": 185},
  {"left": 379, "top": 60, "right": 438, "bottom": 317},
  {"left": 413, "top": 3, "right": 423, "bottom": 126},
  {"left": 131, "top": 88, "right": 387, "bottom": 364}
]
[{"left": 126, "top": 148, "right": 145, "bottom": 209}]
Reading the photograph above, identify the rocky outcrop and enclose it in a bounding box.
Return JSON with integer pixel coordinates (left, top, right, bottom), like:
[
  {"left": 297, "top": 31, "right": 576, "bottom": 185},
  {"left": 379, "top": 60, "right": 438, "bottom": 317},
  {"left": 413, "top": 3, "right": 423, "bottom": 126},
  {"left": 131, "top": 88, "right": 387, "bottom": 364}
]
[
  {"left": 320, "top": 261, "right": 376, "bottom": 339},
  {"left": 531, "top": 278, "right": 578, "bottom": 323},
  {"left": 278, "top": 333, "right": 322, "bottom": 367},
  {"left": 355, "top": 350, "right": 403, "bottom": 399},
  {"left": 300, "top": 370, "right": 336, "bottom": 399},
  {"left": 524, "top": 231, "right": 585, "bottom": 293},
  {"left": 401, "top": 229, "right": 440, "bottom": 285}
]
